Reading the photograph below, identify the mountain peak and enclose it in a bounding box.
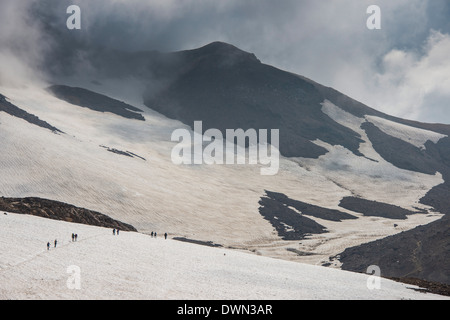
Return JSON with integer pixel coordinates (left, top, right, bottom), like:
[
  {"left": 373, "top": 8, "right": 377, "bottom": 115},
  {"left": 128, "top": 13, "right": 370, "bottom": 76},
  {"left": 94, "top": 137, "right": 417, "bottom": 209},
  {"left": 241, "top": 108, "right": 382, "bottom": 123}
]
[
  {"left": 184, "top": 41, "right": 261, "bottom": 64},
  {"left": 201, "top": 41, "right": 242, "bottom": 52}
]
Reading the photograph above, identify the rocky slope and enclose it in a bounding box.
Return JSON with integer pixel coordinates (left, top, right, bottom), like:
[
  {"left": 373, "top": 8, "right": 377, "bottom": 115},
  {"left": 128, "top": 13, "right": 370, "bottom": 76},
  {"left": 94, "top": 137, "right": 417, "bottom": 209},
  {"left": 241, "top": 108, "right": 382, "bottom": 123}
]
[{"left": 0, "top": 197, "right": 136, "bottom": 232}]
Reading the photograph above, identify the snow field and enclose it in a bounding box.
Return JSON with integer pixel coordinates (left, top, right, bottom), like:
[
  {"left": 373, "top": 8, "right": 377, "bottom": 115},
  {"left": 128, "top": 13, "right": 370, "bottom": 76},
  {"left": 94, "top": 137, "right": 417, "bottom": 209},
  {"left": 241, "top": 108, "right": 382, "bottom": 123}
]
[
  {"left": 0, "top": 213, "right": 447, "bottom": 300},
  {"left": 0, "top": 86, "right": 445, "bottom": 267}
]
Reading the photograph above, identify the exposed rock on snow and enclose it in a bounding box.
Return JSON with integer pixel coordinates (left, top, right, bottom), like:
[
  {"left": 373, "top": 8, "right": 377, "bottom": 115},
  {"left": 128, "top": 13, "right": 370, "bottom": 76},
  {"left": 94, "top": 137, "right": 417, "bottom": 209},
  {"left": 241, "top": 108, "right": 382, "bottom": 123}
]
[
  {"left": 0, "top": 197, "right": 137, "bottom": 232},
  {"left": 0, "top": 93, "right": 62, "bottom": 133}
]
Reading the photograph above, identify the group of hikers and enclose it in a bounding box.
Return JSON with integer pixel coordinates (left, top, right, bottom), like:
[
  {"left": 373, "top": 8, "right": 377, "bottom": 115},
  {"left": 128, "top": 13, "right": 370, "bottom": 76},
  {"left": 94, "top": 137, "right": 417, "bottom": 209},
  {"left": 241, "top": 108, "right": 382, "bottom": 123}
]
[
  {"left": 47, "top": 228, "right": 169, "bottom": 250},
  {"left": 47, "top": 239, "right": 56, "bottom": 250},
  {"left": 151, "top": 231, "right": 168, "bottom": 240},
  {"left": 47, "top": 233, "right": 78, "bottom": 250}
]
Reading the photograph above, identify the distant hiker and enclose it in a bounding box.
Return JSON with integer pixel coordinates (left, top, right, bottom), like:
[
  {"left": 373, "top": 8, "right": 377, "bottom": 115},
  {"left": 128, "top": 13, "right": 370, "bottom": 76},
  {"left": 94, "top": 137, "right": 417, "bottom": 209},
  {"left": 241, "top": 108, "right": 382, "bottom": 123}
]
[
  {"left": 154, "top": 232, "right": 157, "bottom": 238},
  {"left": 72, "top": 233, "right": 75, "bottom": 242},
  {"left": 54, "top": 239, "right": 58, "bottom": 248},
  {"left": 164, "top": 233, "right": 167, "bottom": 240},
  {"left": 117, "top": 229, "right": 120, "bottom": 235},
  {"left": 47, "top": 242, "right": 50, "bottom": 250},
  {"left": 113, "top": 229, "right": 116, "bottom": 235},
  {"left": 75, "top": 234, "right": 78, "bottom": 241},
  {"left": 151, "top": 231, "right": 154, "bottom": 238}
]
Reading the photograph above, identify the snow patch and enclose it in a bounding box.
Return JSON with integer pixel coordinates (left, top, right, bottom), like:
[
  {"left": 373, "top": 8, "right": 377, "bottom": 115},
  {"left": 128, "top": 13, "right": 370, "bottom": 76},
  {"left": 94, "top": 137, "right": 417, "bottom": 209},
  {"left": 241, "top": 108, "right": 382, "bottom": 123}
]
[{"left": 365, "top": 115, "right": 447, "bottom": 149}]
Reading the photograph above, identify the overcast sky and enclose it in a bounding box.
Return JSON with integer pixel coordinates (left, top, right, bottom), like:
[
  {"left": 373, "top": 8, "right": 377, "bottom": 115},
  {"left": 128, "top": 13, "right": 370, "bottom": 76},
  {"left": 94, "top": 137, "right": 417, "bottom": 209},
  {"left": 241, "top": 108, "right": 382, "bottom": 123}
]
[{"left": 1, "top": 0, "right": 450, "bottom": 123}]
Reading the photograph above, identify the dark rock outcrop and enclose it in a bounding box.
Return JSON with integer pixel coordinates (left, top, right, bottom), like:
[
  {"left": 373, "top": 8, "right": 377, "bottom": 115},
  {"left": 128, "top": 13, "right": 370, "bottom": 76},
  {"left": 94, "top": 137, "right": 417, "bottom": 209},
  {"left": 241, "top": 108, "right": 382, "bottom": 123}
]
[
  {"left": 0, "top": 197, "right": 137, "bottom": 232},
  {"left": 258, "top": 190, "right": 357, "bottom": 240},
  {"left": 337, "top": 213, "right": 450, "bottom": 285},
  {"left": 144, "top": 42, "right": 364, "bottom": 159},
  {"left": 47, "top": 85, "right": 145, "bottom": 121},
  {"left": 0, "top": 93, "right": 62, "bottom": 133},
  {"left": 339, "top": 197, "right": 421, "bottom": 220},
  {"left": 266, "top": 191, "right": 357, "bottom": 222}
]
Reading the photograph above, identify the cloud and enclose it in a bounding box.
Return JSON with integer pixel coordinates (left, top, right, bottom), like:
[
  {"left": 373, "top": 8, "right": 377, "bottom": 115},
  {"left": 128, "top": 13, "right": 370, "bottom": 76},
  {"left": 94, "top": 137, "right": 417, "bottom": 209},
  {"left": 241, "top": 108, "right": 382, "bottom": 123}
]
[
  {"left": 0, "top": 0, "right": 47, "bottom": 87},
  {"left": 1, "top": 0, "right": 449, "bottom": 123},
  {"left": 369, "top": 31, "right": 450, "bottom": 122}
]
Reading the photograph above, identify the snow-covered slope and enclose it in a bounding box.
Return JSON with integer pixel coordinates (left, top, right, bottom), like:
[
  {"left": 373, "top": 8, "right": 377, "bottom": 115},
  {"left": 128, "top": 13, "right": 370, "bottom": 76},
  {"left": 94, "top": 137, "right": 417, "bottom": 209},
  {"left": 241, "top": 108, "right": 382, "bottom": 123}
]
[
  {"left": 0, "top": 85, "right": 445, "bottom": 268},
  {"left": 0, "top": 212, "right": 446, "bottom": 300},
  {"left": 365, "top": 115, "right": 446, "bottom": 150},
  {"left": 319, "top": 100, "right": 444, "bottom": 203}
]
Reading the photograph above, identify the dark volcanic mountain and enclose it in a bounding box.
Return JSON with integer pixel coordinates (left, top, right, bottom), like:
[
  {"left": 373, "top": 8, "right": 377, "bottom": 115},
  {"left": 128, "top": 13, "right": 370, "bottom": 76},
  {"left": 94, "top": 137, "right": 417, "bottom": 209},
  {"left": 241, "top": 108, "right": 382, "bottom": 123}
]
[
  {"left": 141, "top": 42, "right": 450, "bottom": 209},
  {"left": 144, "top": 42, "right": 365, "bottom": 159}
]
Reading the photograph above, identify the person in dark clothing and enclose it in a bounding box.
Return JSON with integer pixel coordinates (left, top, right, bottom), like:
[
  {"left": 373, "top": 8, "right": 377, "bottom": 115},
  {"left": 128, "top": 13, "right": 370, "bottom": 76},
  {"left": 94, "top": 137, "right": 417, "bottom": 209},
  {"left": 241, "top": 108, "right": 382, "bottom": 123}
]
[
  {"left": 47, "top": 242, "right": 50, "bottom": 250},
  {"left": 72, "top": 233, "right": 75, "bottom": 242},
  {"left": 54, "top": 239, "right": 57, "bottom": 248},
  {"left": 151, "top": 231, "right": 154, "bottom": 238},
  {"left": 164, "top": 233, "right": 167, "bottom": 240},
  {"left": 75, "top": 234, "right": 78, "bottom": 241},
  {"left": 117, "top": 229, "right": 120, "bottom": 235},
  {"left": 113, "top": 229, "right": 116, "bottom": 235}
]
